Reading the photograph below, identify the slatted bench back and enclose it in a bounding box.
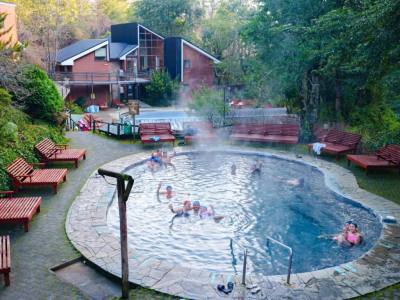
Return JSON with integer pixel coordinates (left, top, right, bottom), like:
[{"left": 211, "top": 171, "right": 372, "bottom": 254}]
[
  {"left": 35, "top": 138, "right": 57, "bottom": 159},
  {"left": 324, "top": 129, "right": 361, "bottom": 147},
  {"left": 233, "top": 123, "right": 299, "bottom": 136},
  {"left": 7, "top": 158, "right": 33, "bottom": 182},
  {"left": 140, "top": 123, "right": 172, "bottom": 135},
  {"left": 376, "top": 144, "right": 400, "bottom": 165},
  {"left": 0, "top": 235, "right": 10, "bottom": 272}
]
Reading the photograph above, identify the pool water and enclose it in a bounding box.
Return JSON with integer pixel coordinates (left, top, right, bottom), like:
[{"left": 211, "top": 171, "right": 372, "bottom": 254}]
[{"left": 107, "top": 152, "right": 381, "bottom": 276}]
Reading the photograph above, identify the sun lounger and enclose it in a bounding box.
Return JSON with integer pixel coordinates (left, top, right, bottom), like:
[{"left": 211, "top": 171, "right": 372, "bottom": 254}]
[
  {"left": 0, "top": 235, "right": 11, "bottom": 286},
  {"left": 35, "top": 138, "right": 86, "bottom": 168},
  {"left": 139, "top": 122, "right": 175, "bottom": 144},
  {"left": 7, "top": 158, "right": 67, "bottom": 194}
]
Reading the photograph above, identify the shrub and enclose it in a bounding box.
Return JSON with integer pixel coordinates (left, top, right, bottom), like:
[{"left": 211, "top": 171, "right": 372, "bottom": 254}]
[
  {"left": 189, "top": 87, "right": 228, "bottom": 125},
  {"left": 145, "top": 70, "right": 178, "bottom": 106},
  {"left": 20, "top": 65, "right": 64, "bottom": 123},
  {"left": 65, "top": 101, "right": 84, "bottom": 114}
]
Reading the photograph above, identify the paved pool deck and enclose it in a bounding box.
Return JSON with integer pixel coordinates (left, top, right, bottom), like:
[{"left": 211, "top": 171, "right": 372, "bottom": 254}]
[
  {"left": 66, "top": 146, "right": 400, "bottom": 300},
  {"left": 0, "top": 132, "right": 141, "bottom": 300}
]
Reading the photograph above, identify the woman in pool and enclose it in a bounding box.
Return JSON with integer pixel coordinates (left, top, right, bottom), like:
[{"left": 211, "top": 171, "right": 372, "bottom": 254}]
[
  {"left": 147, "top": 152, "right": 162, "bottom": 171},
  {"left": 168, "top": 200, "right": 192, "bottom": 217},
  {"left": 156, "top": 182, "right": 175, "bottom": 202},
  {"left": 334, "top": 221, "right": 362, "bottom": 245}
]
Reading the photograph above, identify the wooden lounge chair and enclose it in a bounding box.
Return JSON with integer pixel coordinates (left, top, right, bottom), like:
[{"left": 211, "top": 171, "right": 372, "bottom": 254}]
[
  {"left": 308, "top": 129, "right": 362, "bottom": 158},
  {"left": 347, "top": 144, "right": 400, "bottom": 174},
  {"left": 7, "top": 158, "right": 67, "bottom": 194},
  {"left": 230, "top": 123, "right": 299, "bottom": 144},
  {"left": 139, "top": 122, "right": 175, "bottom": 144},
  {"left": 0, "top": 235, "right": 10, "bottom": 286},
  {"left": 35, "top": 138, "right": 86, "bottom": 168},
  {"left": 0, "top": 191, "right": 41, "bottom": 232}
]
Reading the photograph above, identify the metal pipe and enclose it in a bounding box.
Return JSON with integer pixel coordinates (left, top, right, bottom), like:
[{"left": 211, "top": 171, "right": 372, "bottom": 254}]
[
  {"left": 242, "top": 248, "right": 248, "bottom": 285},
  {"left": 266, "top": 236, "right": 293, "bottom": 284}
]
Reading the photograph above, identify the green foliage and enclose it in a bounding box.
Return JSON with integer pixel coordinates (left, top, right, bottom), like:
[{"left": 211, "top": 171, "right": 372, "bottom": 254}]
[
  {"left": 20, "top": 65, "right": 64, "bottom": 122},
  {"left": 189, "top": 87, "right": 227, "bottom": 124},
  {"left": 145, "top": 70, "right": 178, "bottom": 106},
  {"left": 65, "top": 101, "right": 84, "bottom": 114},
  {"left": 134, "top": 0, "right": 202, "bottom": 37},
  {"left": 0, "top": 87, "right": 66, "bottom": 190}
]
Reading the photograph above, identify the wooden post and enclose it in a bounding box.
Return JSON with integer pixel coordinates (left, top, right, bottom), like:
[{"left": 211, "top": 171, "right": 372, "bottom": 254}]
[{"left": 97, "top": 169, "right": 133, "bottom": 300}]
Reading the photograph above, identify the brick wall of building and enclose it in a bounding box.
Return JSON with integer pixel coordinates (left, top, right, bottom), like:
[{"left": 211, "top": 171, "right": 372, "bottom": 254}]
[
  {"left": 182, "top": 44, "right": 214, "bottom": 90},
  {"left": 0, "top": 2, "right": 18, "bottom": 45}
]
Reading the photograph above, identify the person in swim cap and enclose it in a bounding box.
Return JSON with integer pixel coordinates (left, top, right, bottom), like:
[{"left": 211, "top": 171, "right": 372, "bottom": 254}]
[
  {"left": 156, "top": 182, "right": 176, "bottom": 202},
  {"left": 169, "top": 200, "right": 192, "bottom": 217}
]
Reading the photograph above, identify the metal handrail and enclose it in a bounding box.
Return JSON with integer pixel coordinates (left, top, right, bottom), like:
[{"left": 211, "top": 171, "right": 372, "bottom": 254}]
[
  {"left": 230, "top": 238, "right": 248, "bottom": 285},
  {"left": 266, "top": 236, "right": 293, "bottom": 284}
]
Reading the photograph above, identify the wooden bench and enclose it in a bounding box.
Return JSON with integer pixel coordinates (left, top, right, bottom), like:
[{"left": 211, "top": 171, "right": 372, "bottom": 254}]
[
  {"left": 230, "top": 123, "right": 299, "bottom": 144},
  {"left": 7, "top": 158, "right": 68, "bottom": 194},
  {"left": 0, "top": 191, "right": 41, "bottom": 232},
  {"left": 35, "top": 138, "right": 87, "bottom": 168},
  {"left": 0, "top": 235, "right": 11, "bottom": 286},
  {"left": 308, "top": 129, "right": 362, "bottom": 158},
  {"left": 139, "top": 123, "right": 175, "bottom": 144},
  {"left": 183, "top": 121, "right": 217, "bottom": 144},
  {"left": 347, "top": 144, "right": 400, "bottom": 174}
]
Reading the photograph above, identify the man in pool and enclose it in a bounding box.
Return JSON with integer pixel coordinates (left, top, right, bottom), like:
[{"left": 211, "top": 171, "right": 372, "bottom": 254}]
[{"left": 251, "top": 159, "right": 263, "bottom": 174}]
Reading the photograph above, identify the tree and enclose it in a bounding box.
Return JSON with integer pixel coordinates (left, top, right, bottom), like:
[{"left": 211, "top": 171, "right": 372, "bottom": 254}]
[
  {"left": 97, "top": 0, "right": 131, "bottom": 24},
  {"left": 134, "top": 0, "right": 202, "bottom": 37},
  {"left": 0, "top": 12, "right": 24, "bottom": 56},
  {"left": 20, "top": 65, "right": 64, "bottom": 122},
  {"left": 145, "top": 70, "right": 178, "bottom": 106}
]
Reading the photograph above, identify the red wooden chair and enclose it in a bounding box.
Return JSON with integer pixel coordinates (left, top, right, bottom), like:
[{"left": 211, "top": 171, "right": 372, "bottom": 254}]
[
  {"left": 230, "top": 123, "right": 299, "bottom": 144},
  {"left": 0, "top": 191, "right": 41, "bottom": 232},
  {"left": 308, "top": 129, "right": 362, "bottom": 158},
  {"left": 6, "top": 158, "right": 67, "bottom": 194},
  {"left": 35, "top": 138, "right": 86, "bottom": 168},
  {"left": 139, "top": 122, "right": 175, "bottom": 144},
  {"left": 347, "top": 145, "right": 400, "bottom": 174},
  {"left": 0, "top": 235, "right": 10, "bottom": 286}
]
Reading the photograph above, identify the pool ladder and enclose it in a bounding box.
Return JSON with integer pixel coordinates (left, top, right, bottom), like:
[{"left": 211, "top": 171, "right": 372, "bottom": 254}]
[{"left": 230, "top": 237, "right": 293, "bottom": 285}]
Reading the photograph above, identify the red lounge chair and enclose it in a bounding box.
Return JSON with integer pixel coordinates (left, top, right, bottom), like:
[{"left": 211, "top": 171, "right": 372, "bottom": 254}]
[
  {"left": 183, "top": 121, "right": 217, "bottom": 144},
  {"left": 139, "top": 123, "right": 175, "bottom": 144},
  {"left": 308, "top": 129, "right": 362, "bottom": 158},
  {"left": 0, "top": 191, "right": 41, "bottom": 232},
  {"left": 0, "top": 235, "right": 10, "bottom": 286},
  {"left": 35, "top": 138, "right": 86, "bottom": 168},
  {"left": 230, "top": 123, "right": 299, "bottom": 144},
  {"left": 347, "top": 145, "right": 400, "bottom": 174},
  {"left": 7, "top": 158, "right": 67, "bottom": 194}
]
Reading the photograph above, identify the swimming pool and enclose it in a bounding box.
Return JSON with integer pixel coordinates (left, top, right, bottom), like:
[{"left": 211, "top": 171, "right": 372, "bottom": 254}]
[{"left": 107, "top": 152, "right": 382, "bottom": 276}]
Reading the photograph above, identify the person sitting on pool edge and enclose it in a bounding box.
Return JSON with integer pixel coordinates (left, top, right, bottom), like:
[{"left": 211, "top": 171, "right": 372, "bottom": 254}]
[
  {"left": 192, "top": 200, "right": 224, "bottom": 223},
  {"left": 161, "top": 149, "right": 176, "bottom": 169},
  {"left": 147, "top": 152, "right": 162, "bottom": 171}
]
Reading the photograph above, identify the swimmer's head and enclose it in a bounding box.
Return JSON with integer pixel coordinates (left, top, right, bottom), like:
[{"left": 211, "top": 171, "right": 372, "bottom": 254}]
[
  {"left": 348, "top": 223, "right": 358, "bottom": 232},
  {"left": 192, "top": 200, "right": 200, "bottom": 211},
  {"left": 166, "top": 185, "right": 173, "bottom": 192}
]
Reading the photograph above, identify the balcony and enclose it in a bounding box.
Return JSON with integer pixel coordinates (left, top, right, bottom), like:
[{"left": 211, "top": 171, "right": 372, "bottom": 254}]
[{"left": 53, "top": 71, "right": 151, "bottom": 86}]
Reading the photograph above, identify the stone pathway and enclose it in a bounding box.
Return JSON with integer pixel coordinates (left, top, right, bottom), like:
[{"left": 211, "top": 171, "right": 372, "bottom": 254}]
[{"left": 0, "top": 132, "right": 139, "bottom": 300}]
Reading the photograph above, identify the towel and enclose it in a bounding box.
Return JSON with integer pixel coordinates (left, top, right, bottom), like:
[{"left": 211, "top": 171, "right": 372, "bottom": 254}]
[
  {"left": 150, "top": 136, "right": 161, "bottom": 142},
  {"left": 312, "top": 142, "right": 326, "bottom": 155}
]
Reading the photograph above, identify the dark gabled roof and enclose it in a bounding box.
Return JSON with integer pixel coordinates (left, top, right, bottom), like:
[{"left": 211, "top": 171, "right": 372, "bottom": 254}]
[
  {"left": 108, "top": 38, "right": 138, "bottom": 60},
  {"left": 56, "top": 38, "right": 107, "bottom": 63}
]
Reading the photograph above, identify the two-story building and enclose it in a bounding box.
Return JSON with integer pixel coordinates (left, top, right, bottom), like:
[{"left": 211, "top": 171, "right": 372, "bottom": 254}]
[{"left": 55, "top": 22, "right": 220, "bottom": 108}]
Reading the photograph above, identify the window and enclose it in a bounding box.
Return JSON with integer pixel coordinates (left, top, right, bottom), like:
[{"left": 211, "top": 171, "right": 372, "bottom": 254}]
[
  {"left": 94, "top": 47, "right": 106, "bottom": 60},
  {"left": 183, "top": 59, "right": 191, "bottom": 69}
]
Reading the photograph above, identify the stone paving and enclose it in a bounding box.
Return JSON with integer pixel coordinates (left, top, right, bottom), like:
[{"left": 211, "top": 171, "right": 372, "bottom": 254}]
[
  {"left": 67, "top": 147, "right": 400, "bottom": 300},
  {"left": 0, "top": 132, "right": 140, "bottom": 300}
]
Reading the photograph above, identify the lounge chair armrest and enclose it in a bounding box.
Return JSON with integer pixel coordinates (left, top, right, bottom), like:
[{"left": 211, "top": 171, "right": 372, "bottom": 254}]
[
  {"left": 30, "top": 162, "right": 46, "bottom": 168},
  {"left": 15, "top": 174, "right": 33, "bottom": 182},
  {"left": 56, "top": 144, "right": 68, "bottom": 149}
]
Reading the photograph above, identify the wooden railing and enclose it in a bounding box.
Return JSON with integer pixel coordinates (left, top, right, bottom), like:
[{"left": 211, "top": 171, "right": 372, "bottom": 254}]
[{"left": 52, "top": 71, "right": 150, "bottom": 83}]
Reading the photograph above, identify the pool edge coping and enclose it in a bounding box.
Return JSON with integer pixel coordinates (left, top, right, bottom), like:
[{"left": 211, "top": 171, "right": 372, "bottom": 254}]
[{"left": 66, "top": 146, "right": 400, "bottom": 299}]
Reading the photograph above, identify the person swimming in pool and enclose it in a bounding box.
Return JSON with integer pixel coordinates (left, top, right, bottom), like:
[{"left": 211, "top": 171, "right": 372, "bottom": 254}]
[
  {"left": 147, "top": 152, "right": 162, "bottom": 171},
  {"left": 334, "top": 221, "right": 362, "bottom": 245},
  {"left": 287, "top": 177, "right": 305, "bottom": 187},
  {"left": 251, "top": 159, "right": 263, "bottom": 174},
  {"left": 156, "top": 182, "right": 175, "bottom": 202},
  {"left": 161, "top": 149, "right": 176, "bottom": 170},
  {"left": 192, "top": 201, "right": 224, "bottom": 223},
  {"left": 231, "top": 164, "right": 237, "bottom": 175},
  {"left": 168, "top": 200, "right": 192, "bottom": 217}
]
